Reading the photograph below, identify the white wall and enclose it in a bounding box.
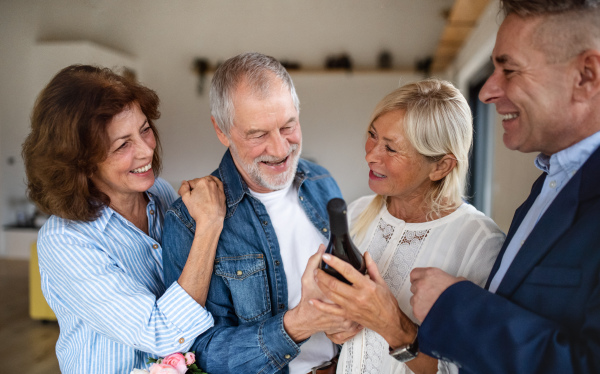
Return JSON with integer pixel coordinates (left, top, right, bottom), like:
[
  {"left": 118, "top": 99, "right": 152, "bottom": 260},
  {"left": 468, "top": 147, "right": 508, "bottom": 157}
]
[{"left": 0, "top": 1, "right": 41, "bottom": 254}]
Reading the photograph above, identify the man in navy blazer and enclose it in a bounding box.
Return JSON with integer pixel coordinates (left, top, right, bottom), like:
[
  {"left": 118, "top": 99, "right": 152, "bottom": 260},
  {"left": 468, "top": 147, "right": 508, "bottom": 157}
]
[{"left": 408, "top": 0, "right": 600, "bottom": 373}]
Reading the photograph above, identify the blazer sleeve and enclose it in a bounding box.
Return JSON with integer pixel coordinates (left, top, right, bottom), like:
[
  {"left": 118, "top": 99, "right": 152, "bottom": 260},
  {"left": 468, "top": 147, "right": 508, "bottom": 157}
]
[{"left": 418, "top": 280, "right": 600, "bottom": 374}]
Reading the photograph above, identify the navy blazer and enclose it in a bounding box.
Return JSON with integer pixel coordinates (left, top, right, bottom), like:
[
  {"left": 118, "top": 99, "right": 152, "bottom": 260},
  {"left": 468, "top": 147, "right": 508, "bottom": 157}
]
[{"left": 418, "top": 146, "right": 600, "bottom": 373}]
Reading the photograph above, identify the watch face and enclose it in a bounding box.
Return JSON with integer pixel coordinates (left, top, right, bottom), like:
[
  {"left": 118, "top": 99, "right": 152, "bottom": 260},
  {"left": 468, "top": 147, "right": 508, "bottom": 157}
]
[{"left": 390, "top": 347, "right": 418, "bottom": 363}]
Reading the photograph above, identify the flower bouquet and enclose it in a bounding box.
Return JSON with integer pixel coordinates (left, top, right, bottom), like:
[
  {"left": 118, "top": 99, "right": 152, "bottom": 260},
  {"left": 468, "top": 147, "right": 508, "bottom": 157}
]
[{"left": 131, "top": 352, "right": 207, "bottom": 374}]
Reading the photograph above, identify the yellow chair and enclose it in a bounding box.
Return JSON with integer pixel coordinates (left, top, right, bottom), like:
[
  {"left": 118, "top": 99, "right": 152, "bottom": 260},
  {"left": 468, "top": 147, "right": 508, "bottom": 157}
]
[{"left": 29, "top": 242, "right": 57, "bottom": 321}]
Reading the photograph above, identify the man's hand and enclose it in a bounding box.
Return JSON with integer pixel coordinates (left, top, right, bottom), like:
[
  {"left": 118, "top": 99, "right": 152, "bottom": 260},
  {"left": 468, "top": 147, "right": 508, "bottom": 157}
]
[
  {"left": 409, "top": 267, "right": 465, "bottom": 322},
  {"left": 312, "top": 252, "right": 416, "bottom": 348},
  {"left": 283, "top": 245, "right": 362, "bottom": 343}
]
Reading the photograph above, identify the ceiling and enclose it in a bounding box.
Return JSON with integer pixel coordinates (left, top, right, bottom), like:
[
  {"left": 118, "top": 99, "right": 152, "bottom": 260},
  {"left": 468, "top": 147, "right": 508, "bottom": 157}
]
[
  {"left": 23, "top": 0, "right": 490, "bottom": 72},
  {"left": 432, "top": 0, "right": 491, "bottom": 71}
]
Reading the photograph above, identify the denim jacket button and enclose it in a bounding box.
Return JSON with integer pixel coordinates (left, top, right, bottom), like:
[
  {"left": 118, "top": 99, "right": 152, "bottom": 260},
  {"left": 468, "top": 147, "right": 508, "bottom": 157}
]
[
  {"left": 284, "top": 354, "right": 291, "bottom": 359},
  {"left": 299, "top": 196, "right": 304, "bottom": 201},
  {"left": 275, "top": 260, "right": 281, "bottom": 266},
  {"left": 263, "top": 221, "right": 268, "bottom": 226},
  {"left": 322, "top": 228, "right": 328, "bottom": 233},
  {"left": 279, "top": 303, "right": 285, "bottom": 310},
  {"left": 236, "top": 270, "right": 243, "bottom": 276}
]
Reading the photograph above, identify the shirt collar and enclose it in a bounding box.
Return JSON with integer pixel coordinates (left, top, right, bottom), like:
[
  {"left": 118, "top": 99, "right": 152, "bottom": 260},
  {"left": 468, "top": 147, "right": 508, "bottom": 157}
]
[
  {"left": 217, "top": 149, "right": 309, "bottom": 214},
  {"left": 90, "top": 189, "right": 157, "bottom": 232},
  {"left": 535, "top": 130, "right": 600, "bottom": 176}
]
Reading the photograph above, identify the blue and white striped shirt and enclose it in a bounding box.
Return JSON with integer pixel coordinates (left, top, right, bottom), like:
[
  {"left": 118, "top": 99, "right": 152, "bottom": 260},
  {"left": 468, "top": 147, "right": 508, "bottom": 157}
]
[{"left": 37, "top": 178, "right": 214, "bottom": 374}]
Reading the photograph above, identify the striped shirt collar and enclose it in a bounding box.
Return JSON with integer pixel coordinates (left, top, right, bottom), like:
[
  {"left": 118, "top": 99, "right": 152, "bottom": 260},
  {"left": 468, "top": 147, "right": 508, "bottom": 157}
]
[{"left": 90, "top": 189, "right": 158, "bottom": 232}]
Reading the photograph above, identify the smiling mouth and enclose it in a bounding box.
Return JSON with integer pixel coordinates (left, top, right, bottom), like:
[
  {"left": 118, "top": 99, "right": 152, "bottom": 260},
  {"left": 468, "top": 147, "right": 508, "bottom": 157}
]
[
  {"left": 371, "top": 170, "right": 386, "bottom": 178},
  {"left": 131, "top": 163, "right": 152, "bottom": 174},
  {"left": 502, "top": 113, "right": 519, "bottom": 121},
  {"left": 260, "top": 155, "right": 288, "bottom": 167}
]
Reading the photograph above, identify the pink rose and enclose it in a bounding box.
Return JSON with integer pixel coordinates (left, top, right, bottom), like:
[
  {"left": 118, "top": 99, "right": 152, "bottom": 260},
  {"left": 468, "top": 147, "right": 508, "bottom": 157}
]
[
  {"left": 184, "top": 352, "right": 196, "bottom": 366},
  {"left": 148, "top": 363, "right": 179, "bottom": 374},
  {"left": 161, "top": 353, "right": 188, "bottom": 374}
]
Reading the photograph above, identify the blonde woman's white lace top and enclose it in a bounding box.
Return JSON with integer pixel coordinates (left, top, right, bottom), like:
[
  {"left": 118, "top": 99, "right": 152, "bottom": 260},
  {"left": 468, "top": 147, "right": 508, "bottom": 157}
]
[{"left": 336, "top": 195, "right": 505, "bottom": 374}]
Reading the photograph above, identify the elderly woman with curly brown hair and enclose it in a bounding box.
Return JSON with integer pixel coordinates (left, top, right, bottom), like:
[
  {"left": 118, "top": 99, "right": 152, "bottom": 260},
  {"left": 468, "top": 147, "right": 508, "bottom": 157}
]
[{"left": 22, "top": 65, "right": 225, "bottom": 374}]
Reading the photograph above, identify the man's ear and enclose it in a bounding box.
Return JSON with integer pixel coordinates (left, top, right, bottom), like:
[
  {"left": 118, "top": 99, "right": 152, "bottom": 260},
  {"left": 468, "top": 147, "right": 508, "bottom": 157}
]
[
  {"left": 573, "top": 50, "right": 600, "bottom": 102},
  {"left": 212, "top": 116, "right": 230, "bottom": 147},
  {"left": 429, "top": 154, "right": 457, "bottom": 182}
]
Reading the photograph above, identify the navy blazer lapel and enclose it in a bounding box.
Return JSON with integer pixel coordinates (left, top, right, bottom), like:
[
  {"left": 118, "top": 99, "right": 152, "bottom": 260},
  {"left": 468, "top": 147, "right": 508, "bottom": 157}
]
[
  {"left": 485, "top": 173, "right": 545, "bottom": 288},
  {"left": 495, "top": 171, "right": 580, "bottom": 297},
  {"left": 578, "top": 145, "right": 600, "bottom": 203},
  {"left": 494, "top": 144, "right": 600, "bottom": 297}
]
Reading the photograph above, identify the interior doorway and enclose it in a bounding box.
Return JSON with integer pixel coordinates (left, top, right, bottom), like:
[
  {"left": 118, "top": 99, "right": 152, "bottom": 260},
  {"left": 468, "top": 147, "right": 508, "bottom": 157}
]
[{"left": 466, "top": 61, "right": 495, "bottom": 216}]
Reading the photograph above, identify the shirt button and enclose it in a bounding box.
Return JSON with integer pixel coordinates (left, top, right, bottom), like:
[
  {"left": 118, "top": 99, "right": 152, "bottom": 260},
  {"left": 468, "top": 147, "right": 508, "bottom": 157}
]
[
  {"left": 284, "top": 354, "right": 291, "bottom": 359},
  {"left": 549, "top": 180, "right": 557, "bottom": 188},
  {"left": 279, "top": 303, "right": 285, "bottom": 310},
  {"left": 149, "top": 210, "right": 154, "bottom": 215},
  {"left": 152, "top": 244, "right": 159, "bottom": 249},
  {"left": 178, "top": 337, "right": 185, "bottom": 344},
  {"left": 236, "top": 270, "right": 243, "bottom": 276},
  {"left": 322, "top": 228, "right": 328, "bottom": 233},
  {"left": 275, "top": 260, "right": 281, "bottom": 266}
]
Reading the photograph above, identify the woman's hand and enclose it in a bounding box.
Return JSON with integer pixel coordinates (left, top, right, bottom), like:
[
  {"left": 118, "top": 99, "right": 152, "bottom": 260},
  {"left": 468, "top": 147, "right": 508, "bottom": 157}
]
[
  {"left": 177, "top": 176, "right": 226, "bottom": 306},
  {"left": 325, "top": 324, "right": 364, "bottom": 344},
  {"left": 312, "top": 252, "right": 416, "bottom": 349},
  {"left": 179, "top": 176, "right": 226, "bottom": 226},
  {"left": 283, "top": 246, "right": 363, "bottom": 343}
]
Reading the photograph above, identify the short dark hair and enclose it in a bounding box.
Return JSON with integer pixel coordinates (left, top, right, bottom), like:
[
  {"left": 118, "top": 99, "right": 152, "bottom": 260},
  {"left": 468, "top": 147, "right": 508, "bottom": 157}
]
[
  {"left": 22, "top": 64, "right": 162, "bottom": 221},
  {"left": 500, "top": 0, "right": 600, "bottom": 63},
  {"left": 500, "top": 0, "right": 600, "bottom": 16}
]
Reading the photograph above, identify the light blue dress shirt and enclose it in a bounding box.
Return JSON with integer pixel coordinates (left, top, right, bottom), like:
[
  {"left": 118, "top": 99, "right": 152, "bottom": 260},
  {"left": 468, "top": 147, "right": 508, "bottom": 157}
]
[
  {"left": 488, "top": 131, "right": 600, "bottom": 293},
  {"left": 37, "top": 178, "right": 214, "bottom": 374}
]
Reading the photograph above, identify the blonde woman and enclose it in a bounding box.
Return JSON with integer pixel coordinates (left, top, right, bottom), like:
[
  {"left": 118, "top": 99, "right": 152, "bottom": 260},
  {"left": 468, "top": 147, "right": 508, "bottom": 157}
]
[{"left": 313, "top": 79, "right": 505, "bottom": 374}]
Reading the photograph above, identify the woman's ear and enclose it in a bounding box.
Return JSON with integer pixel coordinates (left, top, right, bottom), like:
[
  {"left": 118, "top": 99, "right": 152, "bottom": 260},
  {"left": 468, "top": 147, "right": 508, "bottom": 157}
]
[
  {"left": 573, "top": 50, "right": 600, "bottom": 102},
  {"left": 429, "top": 154, "right": 457, "bottom": 182}
]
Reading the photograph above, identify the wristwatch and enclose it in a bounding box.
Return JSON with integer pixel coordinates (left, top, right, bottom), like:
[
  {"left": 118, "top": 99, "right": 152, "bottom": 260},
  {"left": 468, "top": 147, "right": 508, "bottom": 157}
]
[{"left": 389, "top": 326, "right": 419, "bottom": 363}]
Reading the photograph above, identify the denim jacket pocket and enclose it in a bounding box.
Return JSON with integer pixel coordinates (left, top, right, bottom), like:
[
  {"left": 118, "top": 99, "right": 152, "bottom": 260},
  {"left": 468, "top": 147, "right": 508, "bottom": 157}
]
[{"left": 214, "top": 254, "right": 272, "bottom": 322}]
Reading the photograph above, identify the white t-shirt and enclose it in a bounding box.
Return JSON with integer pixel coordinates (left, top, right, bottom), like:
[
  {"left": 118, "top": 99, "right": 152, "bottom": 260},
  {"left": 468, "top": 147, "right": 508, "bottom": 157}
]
[
  {"left": 337, "top": 195, "right": 505, "bottom": 374},
  {"left": 250, "top": 184, "right": 337, "bottom": 374}
]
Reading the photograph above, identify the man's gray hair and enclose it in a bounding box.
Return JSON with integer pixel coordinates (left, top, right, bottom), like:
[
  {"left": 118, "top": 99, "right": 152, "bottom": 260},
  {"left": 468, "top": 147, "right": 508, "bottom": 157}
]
[
  {"left": 210, "top": 52, "right": 300, "bottom": 136},
  {"left": 500, "top": 0, "right": 600, "bottom": 16}
]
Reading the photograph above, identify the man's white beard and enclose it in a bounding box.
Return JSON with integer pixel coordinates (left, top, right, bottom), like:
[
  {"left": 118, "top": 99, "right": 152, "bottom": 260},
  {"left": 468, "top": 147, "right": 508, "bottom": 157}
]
[{"left": 230, "top": 142, "right": 302, "bottom": 191}]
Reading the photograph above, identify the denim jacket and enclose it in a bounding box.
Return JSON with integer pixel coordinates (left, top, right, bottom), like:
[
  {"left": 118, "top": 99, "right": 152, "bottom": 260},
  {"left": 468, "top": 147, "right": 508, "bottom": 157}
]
[{"left": 163, "top": 150, "right": 342, "bottom": 374}]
